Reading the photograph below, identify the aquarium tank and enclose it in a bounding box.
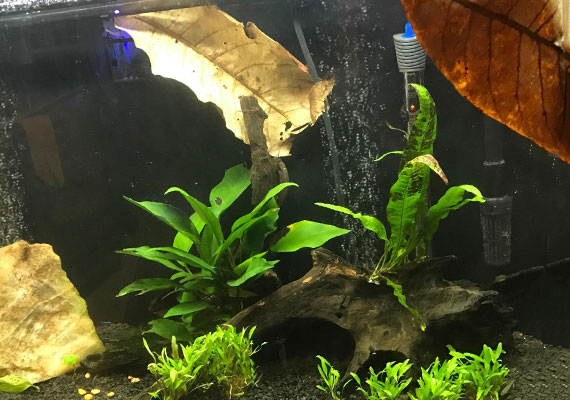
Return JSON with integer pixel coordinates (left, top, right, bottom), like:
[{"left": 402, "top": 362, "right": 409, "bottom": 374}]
[{"left": 0, "top": 0, "right": 569, "bottom": 399}]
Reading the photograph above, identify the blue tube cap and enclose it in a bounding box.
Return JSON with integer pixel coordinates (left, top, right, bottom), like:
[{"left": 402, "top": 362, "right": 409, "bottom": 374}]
[{"left": 402, "top": 22, "right": 415, "bottom": 39}]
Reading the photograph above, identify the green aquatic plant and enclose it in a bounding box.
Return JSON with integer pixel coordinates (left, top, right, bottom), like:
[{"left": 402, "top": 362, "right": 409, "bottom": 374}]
[
  {"left": 317, "top": 84, "right": 484, "bottom": 325},
  {"left": 144, "top": 336, "right": 209, "bottom": 400},
  {"left": 409, "top": 358, "right": 463, "bottom": 400},
  {"left": 447, "top": 343, "right": 509, "bottom": 400},
  {"left": 0, "top": 375, "right": 38, "bottom": 393},
  {"left": 199, "top": 325, "right": 262, "bottom": 397},
  {"left": 316, "top": 355, "right": 350, "bottom": 400},
  {"left": 118, "top": 164, "right": 349, "bottom": 341},
  {"left": 63, "top": 354, "right": 79, "bottom": 366},
  {"left": 315, "top": 344, "right": 509, "bottom": 400},
  {"left": 350, "top": 360, "right": 413, "bottom": 400},
  {"left": 144, "top": 325, "right": 261, "bottom": 399}
]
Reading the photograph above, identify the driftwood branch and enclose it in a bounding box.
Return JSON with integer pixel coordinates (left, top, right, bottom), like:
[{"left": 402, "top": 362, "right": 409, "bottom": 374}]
[{"left": 239, "top": 96, "right": 289, "bottom": 205}]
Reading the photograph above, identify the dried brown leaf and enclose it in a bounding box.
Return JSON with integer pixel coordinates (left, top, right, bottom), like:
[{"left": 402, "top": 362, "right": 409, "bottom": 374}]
[
  {"left": 116, "top": 6, "right": 334, "bottom": 156},
  {"left": 401, "top": 0, "right": 570, "bottom": 162}
]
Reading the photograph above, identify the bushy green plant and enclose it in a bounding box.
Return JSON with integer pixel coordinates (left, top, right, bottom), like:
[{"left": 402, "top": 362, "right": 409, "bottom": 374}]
[
  {"left": 316, "top": 343, "right": 509, "bottom": 400},
  {"left": 350, "top": 360, "right": 413, "bottom": 400},
  {"left": 144, "top": 336, "right": 209, "bottom": 400},
  {"left": 447, "top": 343, "right": 509, "bottom": 400},
  {"left": 317, "top": 85, "right": 484, "bottom": 324},
  {"left": 316, "top": 355, "right": 351, "bottom": 400},
  {"left": 118, "top": 165, "right": 349, "bottom": 340},
  {"left": 144, "top": 325, "right": 262, "bottom": 399},
  {"left": 409, "top": 358, "right": 463, "bottom": 400},
  {"left": 198, "top": 325, "right": 262, "bottom": 397}
]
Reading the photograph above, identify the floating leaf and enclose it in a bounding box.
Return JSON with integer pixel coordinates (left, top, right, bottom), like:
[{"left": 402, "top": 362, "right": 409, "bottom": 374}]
[
  {"left": 401, "top": 0, "right": 570, "bottom": 162},
  {"left": 116, "top": 6, "right": 334, "bottom": 156}
]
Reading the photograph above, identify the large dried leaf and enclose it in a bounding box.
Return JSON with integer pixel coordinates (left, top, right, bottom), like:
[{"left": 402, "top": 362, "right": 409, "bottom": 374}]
[
  {"left": 401, "top": 0, "right": 570, "bottom": 162},
  {"left": 116, "top": 6, "right": 334, "bottom": 156}
]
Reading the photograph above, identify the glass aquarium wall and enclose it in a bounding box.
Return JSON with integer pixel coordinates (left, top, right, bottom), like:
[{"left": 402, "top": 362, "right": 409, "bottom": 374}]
[{"left": 0, "top": 1, "right": 568, "bottom": 399}]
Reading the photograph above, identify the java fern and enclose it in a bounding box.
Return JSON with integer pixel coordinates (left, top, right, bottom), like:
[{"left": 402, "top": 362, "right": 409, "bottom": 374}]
[
  {"left": 317, "top": 84, "right": 484, "bottom": 327},
  {"left": 117, "top": 165, "right": 349, "bottom": 340}
]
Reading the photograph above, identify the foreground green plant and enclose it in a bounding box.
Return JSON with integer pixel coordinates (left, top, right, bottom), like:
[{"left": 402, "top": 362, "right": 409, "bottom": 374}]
[
  {"left": 145, "top": 325, "right": 262, "bottom": 399},
  {"left": 0, "top": 375, "right": 38, "bottom": 393},
  {"left": 316, "top": 343, "right": 509, "bottom": 400},
  {"left": 199, "top": 325, "right": 262, "bottom": 397},
  {"left": 144, "top": 336, "right": 208, "bottom": 400},
  {"left": 409, "top": 358, "right": 463, "bottom": 400},
  {"left": 350, "top": 360, "right": 413, "bottom": 400},
  {"left": 118, "top": 164, "right": 349, "bottom": 340},
  {"left": 316, "top": 355, "right": 350, "bottom": 400},
  {"left": 317, "top": 85, "right": 484, "bottom": 325},
  {"left": 447, "top": 343, "right": 509, "bottom": 400}
]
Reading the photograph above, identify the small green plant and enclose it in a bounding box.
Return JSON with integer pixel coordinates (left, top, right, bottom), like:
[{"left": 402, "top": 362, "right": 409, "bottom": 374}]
[
  {"left": 144, "top": 325, "right": 262, "bottom": 399},
  {"left": 144, "top": 336, "right": 209, "bottom": 400},
  {"left": 0, "top": 375, "right": 39, "bottom": 393},
  {"left": 316, "top": 355, "right": 350, "bottom": 400},
  {"left": 409, "top": 358, "right": 463, "bottom": 400},
  {"left": 447, "top": 343, "right": 509, "bottom": 400},
  {"left": 317, "top": 85, "right": 484, "bottom": 325},
  {"left": 62, "top": 354, "right": 79, "bottom": 366},
  {"left": 200, "top": 325, "right": 262, "bottom": 397},
  {"left": 350, "top": 360, "right": 413, "bottom": 400},
  {"left": 118, "top": 165, "right": 349, "bottom": 340}
]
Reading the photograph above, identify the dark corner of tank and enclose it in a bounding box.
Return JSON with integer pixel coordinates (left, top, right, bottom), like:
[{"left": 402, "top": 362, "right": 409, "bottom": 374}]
[{"left": 0, "top": 0, "right": 568, "bottom": 399}]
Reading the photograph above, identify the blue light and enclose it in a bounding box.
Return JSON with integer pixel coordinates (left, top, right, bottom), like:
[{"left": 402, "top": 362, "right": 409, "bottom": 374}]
[{"left": 114, "top": 9, "right": 120, "bottom": 15}]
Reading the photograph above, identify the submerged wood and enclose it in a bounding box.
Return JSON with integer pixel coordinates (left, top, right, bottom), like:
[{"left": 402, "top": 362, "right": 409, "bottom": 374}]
[
  {"left": 239, "top": 95, "right": 289, "bottom": 206},
  {"left": 229, "top": 248, "right": 513, "bottom": 374}
]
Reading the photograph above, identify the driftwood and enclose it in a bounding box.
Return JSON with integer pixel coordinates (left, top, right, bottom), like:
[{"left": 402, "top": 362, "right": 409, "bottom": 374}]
[
  {"left": 229, "top": 248, "right": 513, "bottom": 374},
  {"left": 239, "top": 95, "right": 289, "bottom": 205}
]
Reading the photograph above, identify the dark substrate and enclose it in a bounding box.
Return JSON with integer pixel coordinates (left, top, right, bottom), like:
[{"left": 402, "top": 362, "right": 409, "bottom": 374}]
[{"left": 1, "top": 330, "right": 568, "bottom": 400}]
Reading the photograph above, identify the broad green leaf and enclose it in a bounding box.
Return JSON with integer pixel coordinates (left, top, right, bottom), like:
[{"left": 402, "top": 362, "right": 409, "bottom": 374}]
[
  {"left": 0, "top": 375, "right": 38, "bottom": 393},
  {"left": 123, "top": 197, "right": 200, "bottom": 244},
  {"left": 165, "top": 187, "right": 224, "bottom": 244},
  {"left": 198, "top": 225, "right": 217, "bottom": 264},
  {"left": 174, "top": 213, "right": 206, "bottom": 252},
  {"left": 384, "top": 160, "right": 429, "bottom": 266},
  {"left": 316, "top": 202, "right": 386, "bottom": 241},
  {"left": 173, "top": 232, "right": 193, "bottom": 252},
  {"left": 229, "top": 254, "right": 278, "bottom": 287},
  {"left": 163, "top": 301, "right": 211, "bottom": 318},
  {"left": 118, "top": 246, "right": 215, "bottom": 273},
  {"left": 400, "top": 84, "right": 437, "bottom": 168},
  {"left": 241, "top": 199, "right": 280, "bottom": 256},
  {"left": 144, "top": 319, "right": 194, "bottom": 342},
  {"left": 209, "top": 164, "right": 251, "bottom": 217},
  {"left": 374, "top": 150, "right": 403, "bottom": 162},
  {"left": 423, "top": 185, "right": 485, "bottom": 245},
  {"left": 384, "top": 278, "right": 426, "bottom": 331},
  {"left": 231, "top": 182, "right": 297, "bottom": 231},
  {"left": 117, "top": 278, "right": 179, "bottom": 297},
  {"left": 270, "top": 220, "right": 350, "bottom": 253},
  {"left": 117, "top": 246, "right": 185, "bottom": 272},
  {"left": 214, "top": 208, "right": 279, "bottom": 264}
]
